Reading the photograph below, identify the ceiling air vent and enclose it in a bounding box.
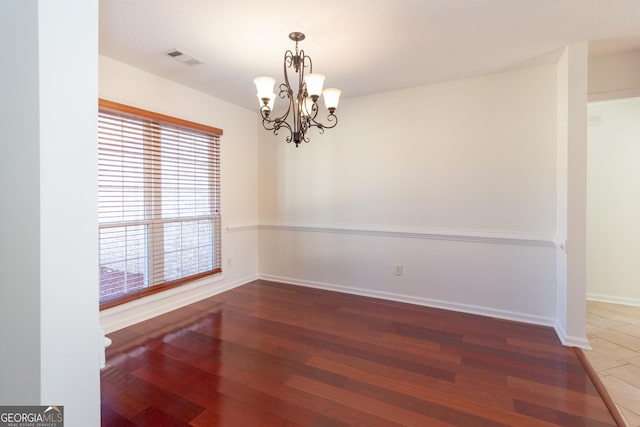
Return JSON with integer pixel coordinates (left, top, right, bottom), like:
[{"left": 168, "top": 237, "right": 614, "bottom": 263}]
[{"left": 165, "top": 49, "right": 203, "bottom": 66}]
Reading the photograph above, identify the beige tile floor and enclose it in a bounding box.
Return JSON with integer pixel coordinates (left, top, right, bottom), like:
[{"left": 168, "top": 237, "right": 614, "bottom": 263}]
[{"left": 585, "top": 300, "right": 640, "bottom": 427}]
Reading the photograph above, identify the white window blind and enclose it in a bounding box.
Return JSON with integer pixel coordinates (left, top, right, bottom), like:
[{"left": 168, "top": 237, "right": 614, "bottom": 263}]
[{"left": 98, "top": 100, "right": 221, "bottom": 308}]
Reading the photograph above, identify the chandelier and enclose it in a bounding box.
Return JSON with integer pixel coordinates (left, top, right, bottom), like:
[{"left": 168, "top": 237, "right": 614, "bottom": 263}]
[{"left": 254, "top": 32, "right": 341, "bottom": 147}]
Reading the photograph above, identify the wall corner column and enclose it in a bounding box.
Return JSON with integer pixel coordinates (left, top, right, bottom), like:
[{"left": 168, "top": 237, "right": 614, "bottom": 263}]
[
  {"left": 556, "top": 42, "right": 589, "bottom": 348},
  {"left": 0, "top": 1, "right": 101, "bottom": 425}
]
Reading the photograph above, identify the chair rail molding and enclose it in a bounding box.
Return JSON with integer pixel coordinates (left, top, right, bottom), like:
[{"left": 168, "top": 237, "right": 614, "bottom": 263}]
[
  {"left": 226, "top": 224, "right": 259, "bottom": 233},
  {"left": 259, "top": 222, "right": 556, "bottom": 248}
]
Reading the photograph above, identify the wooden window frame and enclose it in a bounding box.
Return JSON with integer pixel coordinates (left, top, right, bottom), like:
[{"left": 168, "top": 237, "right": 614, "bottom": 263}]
[{"left": 98, "top": 99, "right": 223, "bottom": 310}]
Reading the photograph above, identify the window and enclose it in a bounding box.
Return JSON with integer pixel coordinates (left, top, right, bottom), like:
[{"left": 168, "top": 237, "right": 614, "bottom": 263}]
[{"left": 98, "top": 99, "right": 222, "bottom": 309}]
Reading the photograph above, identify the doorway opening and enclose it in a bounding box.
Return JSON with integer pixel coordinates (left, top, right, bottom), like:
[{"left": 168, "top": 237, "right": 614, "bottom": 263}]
[{"left": 585, "top": 96, "right": 640, "bottom": 425}]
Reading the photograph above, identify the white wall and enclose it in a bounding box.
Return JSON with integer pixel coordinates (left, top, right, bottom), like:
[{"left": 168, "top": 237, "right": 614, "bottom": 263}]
[
  {"left": 588, "top": 97, "right": 640, "bottom": 306},
  {"left": 589, "top": 49, "right": 640, "bottom": 101},
  {"left": 0, "top": 1, "right": 101, "bottom": 425},
  {"left": 259, "top": 64, "right": 562, "bottom": 327},
  {"left": 261, "top": 66, "right": 557, "bottom": 232},
  {"left": 0, "top": 0, "right": 42, "bottom": 404},
  {"left": 98, "top": 56, "right": 259, "bottom": 332}
]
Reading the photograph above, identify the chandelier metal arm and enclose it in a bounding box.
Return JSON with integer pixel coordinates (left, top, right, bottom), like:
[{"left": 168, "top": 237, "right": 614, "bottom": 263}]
[{"left": 307, "top": 109, "right": 338, "bottom": 130}]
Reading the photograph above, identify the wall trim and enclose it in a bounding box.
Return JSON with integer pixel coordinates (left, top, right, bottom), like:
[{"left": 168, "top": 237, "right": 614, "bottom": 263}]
[
  {"left": 554, "top": 322, "right": 591, "bottom": 349},
  {"left": 259, "top": 273, "right": 557, "bottom": 330},
  {"left": 100, "top": 273, "right": 258, "bottom": 334},
  {"left": 587, "top": 293, "right": 640, "bottom": 307},
  {"left": 259, "top": 222, "right": 556, "bottom": 248},
  {"left": 226, "top": 224, "right": 259, "bottom": 233}
]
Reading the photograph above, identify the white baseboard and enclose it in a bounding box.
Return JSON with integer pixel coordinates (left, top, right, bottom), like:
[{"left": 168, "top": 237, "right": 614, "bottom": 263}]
[
  {"left": 259, "top": 273, "right": 557, "bottom": 330},
  {"left": 587, "top": 293, "right": 640, "bottom": 307},
  {"left": 100, "top": 273, "right": 258, "bottom": 334},
  {"left": 554, "top": 323, "right": 591, "bottom": 350}
]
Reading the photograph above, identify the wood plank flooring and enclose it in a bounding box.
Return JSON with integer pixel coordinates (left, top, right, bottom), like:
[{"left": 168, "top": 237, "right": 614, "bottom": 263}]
[
  {"left": 585, "top": 300, "right": 640, "bottom": 426},
  {"left": 101, "top": 280, "right": 618, "bottom": 426}
]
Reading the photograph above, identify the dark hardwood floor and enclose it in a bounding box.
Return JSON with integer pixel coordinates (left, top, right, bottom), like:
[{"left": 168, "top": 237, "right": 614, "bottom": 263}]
[{"left": 101, "top": 280, "right": 618, "bottom": 426}]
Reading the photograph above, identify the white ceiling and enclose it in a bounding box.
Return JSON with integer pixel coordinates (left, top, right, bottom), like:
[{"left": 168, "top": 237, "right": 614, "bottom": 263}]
[{"left": 99, "top": 0, "right": 640, "bottom": 111}]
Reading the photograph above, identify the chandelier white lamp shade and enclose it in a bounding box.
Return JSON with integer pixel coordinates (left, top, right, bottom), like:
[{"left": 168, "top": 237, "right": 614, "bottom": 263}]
[
  {"left": 322, "top": 87, "right": 342, "bottom": 112},
  {"left": 254, "top": 32, "right": 341, "bottom": 147}
]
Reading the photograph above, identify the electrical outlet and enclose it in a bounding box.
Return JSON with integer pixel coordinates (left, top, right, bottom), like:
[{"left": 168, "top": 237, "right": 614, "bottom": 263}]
[
  {"left": 394, "top": 264, "right": 403, "bottom": 276},
  {"left": 227, "top": 257, "right": 232, "bottom": 267}
]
